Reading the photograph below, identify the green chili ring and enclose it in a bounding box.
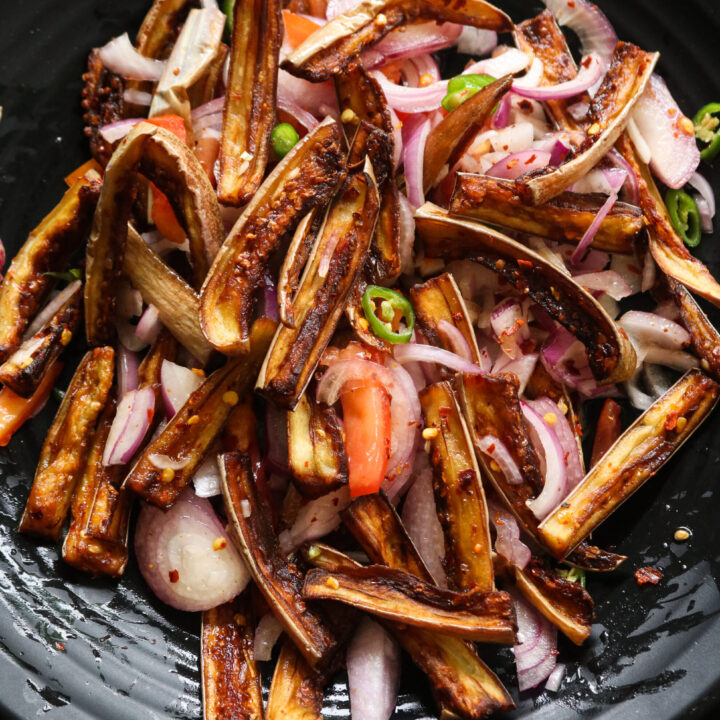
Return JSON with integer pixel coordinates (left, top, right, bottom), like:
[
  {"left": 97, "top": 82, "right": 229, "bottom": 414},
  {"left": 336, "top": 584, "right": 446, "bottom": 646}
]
[
  {"left": 441, "top": 74, "right": 496, "bottom": 113},
  {"left": 665, "top": 189, "right": 702, "bottom": 248},
  {"left": 693, "top": 102, "right": 720, "bottom": 163},
  {"left": 361, "top": 286, "right": 415, "bottom": 344}
]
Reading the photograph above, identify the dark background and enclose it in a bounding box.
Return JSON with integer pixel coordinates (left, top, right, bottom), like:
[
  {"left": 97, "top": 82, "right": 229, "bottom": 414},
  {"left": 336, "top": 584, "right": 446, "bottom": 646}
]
[{"left": 1, "top": 0, "right": 719, "bottom": 718}]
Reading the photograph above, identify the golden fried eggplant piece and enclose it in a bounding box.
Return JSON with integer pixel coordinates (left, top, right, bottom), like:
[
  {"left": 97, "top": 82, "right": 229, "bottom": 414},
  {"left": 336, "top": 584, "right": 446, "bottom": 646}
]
[
  {"left": 19, "top": 347, "right": 114, "bottom": 541},
  {"left": 85, "top": 122, "right": 223, "bottom": 344},
  {"left": 423, "top": 75, "right": 513, "bottom": 193},
  {"left": 256, "top": 157, "right": 379, "bottom": 409},
  {"left": 201, "top": 598, "right": 264, "bottom": 720},
  {"left": 283, "top": 0, "right": 512, "bottom": 82},
  {"left": 416, "top": 205, "right": 637, "bottom": 385},
  {"left": 0, "top": 281, "right": 81, "bottom": 397},
  {"left": 0, "top": 177, "right": 99, "bottom": 362},
  {"left": 450, "top": 174, "right": 642, "bottom": 253},
  {"left": 124, "top": 318, "right": 275, "bottom": 508},
  {"left": 516, "top": 43, "right": 657, "bottom": 205},
  {"left": 135, "top": 0, "right": 198, "bottom": 58},
  {"left": 539, "top": 369, "right": 719, "bottom": 559},
  {"left": 221, "top": 451, "right": 339, "bottom": 669},
  {"left": 420, "top": 382, "right": 494, "bottom": 592},
  {"left": 201, "top": 118, "right": 344, "bottom": 354},
  {"left": 216, "top": 0, "right": 281, "bottom": 205}
]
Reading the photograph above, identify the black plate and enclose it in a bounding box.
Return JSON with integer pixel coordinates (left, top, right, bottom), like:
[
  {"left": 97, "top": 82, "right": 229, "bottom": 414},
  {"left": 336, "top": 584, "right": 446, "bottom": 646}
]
[{"left": 1, "top": 1, "right": 720, "bottom": 718}]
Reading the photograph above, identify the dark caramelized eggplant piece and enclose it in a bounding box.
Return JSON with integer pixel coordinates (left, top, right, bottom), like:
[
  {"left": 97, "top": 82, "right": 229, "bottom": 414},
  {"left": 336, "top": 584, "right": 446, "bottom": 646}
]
[
  {"left": 617, "top": 134, "right": 720, "bottom": 306},
  {"left": 220, "top": 451, "right": 338, "bottom": 668},
  {"left": 62, "top": 395, "right": 130, "bottom": 577},
  {"left": 420, "top": 382, "right": 494, "bottom": 592},
  {"left": 201, "top": 118, "right": 344, "bottom": 354},
  {"left": 19, "top": 347, "right": 114, "bottom": 541},
  {"left": 124, "top": 319, "right": 275, "bottom": 508},
  {"left": 423, "top": 75, "right": 512, "bottom": 193},
  {"left": 539, "top": 369, "right": 720, "bottom": 559},
  {"left": 0, "top": 177, "right": 99, "bottom": 362},
  {"left": 0, "top": 282, "right": 81, "bottom": 397},
  {"left": 450, "top": 174, "right": 642, "bottom": 253},
  {"left": 287, "top": 389, "right": 348, "bottom": 498},
  {"left": 516, "top": 43, "right": 657, "bottom": 205},
  {"left": 85, "top": 122, "right": 223, "bottom": 345},
  {"left": 343, "top": 494, "right": 514, "bottom": 717},
  {"left": 216, "top": 0, "right": 281, "bottom": 205},
  {"left": 514, "top": 559, "right": 593, "bottom": 645},
  {"left": 266, "top": 639, "right": 326, "bottom": 720},
  {"left": 256, "top": 158, "right": 379, "bottom": 409},
  {"left": 566, "top": 544, "right": 627, "bottom": 573},
  {"left": 135, "top": 0, "right": 197, "bottom": 57},
  {"left": 202, "top": 598, "right": 264, "bottom": 720},
  {"left": 123, "top": 226, "right": 211, "bottom": 364},
  {"left": 282, "top": 0, "right": 512, "bottom": 82},
  {"left": 304, "top": 565, "right": 515, "bottom": 643},
  {"left": 416, "top": 205, "right": 637, "bottom": 385},
  {"left": 411, "top": 273, "right": 483, "bottom": 367}
]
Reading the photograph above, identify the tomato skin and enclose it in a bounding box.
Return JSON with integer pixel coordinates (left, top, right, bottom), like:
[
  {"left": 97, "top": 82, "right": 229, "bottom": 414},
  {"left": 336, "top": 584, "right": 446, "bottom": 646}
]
[
  {"left": 341, "top": 383, "right": 391, "bottom": 497},
  {"left": 590, "top": 399, "right": 622, "bottom": 467},
  {"left": 145, "top": 114, "right": 187, "bottom": 143},
  {"left": 282, "top": 10, "right": 322, "bottom": 48}
]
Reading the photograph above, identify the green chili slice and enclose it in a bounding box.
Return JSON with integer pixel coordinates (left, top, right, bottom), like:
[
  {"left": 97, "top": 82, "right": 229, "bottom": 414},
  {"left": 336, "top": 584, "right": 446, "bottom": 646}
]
[
  {"left": 361, "top": 286, "right": 415, "bottom": 343},
  {"left": 441, "top": 74, "right": 496, "bottom": 113},
  {"left": 693, "top": 103, "right": 720, "bottom": 163},
  {"left": 557, "top": 566, "right": 586, "bottom": 589},
  {"left": 665, "top": 189, "right": 702, "bottom": 248}
]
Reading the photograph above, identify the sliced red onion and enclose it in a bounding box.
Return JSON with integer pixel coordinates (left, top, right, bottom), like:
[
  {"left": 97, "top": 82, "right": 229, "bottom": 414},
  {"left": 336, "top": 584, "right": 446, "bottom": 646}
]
[
  {"left": 98, "top": 117, "right": 143, "bottom": 144},
  {"left": 570, "top": 190, "right": 619, "bottom": 264},
  {"left": 618, "top": 311, "right": 691, "bottom": 350},
  {"left": 135, "top": 304, "right": 162, "bottom": 345},
  {"left": 492, "top": 352, "right": 538, "bottom": 396},
  {"left": 191, "top": 96, "right": 225, "bottom": 121},
  {"left": 123, "top": 88, "right": 153, "bottom": 106},
  {"left": 477, "top": 435, "right": 523, "bottom": 485},
  {"left": 401, "top": 460, "right": 447, "bottom": 586},
  {"left": 464, "top": 48, "right": 531, "bottom": 78},
  {"left": 545, "top": 663, "right": 566, "bottom": 692},
  {"left": 653, "top": 300, "right": 682, "bottom": 323},
  {"left": 513, "top": 591, "right": 557, "bottom": 691},
  {"left": 526, "top": 397, "right": 583, "bottom": 490},
  {"left": 512, "top": 53, "right": 602, "bottom": 101},
  {"left": 490, "top": 123, "right": 535, "bottom": 155},
  {"left": 456, "top": 26, "right": 498, "bottom": 57},
  {"left": 99, "top": 33, "right": 166, "bottom": 81},
  {"left": 695, "top": 196, "right": 713, "bottom": 235},
  {"left": 117, "top": 346, "right": 140, "bottom": 400},
  {"left": 402, "top": 115, "right": 431, "bottom": 208},
  {"left": 277, "top": 69, "right": 337, "bottom": 118},
  {"left": 641, "top": 250, "right": 657, "bottom": 293},
  {"left": 135, "top": 487, "right": 249, "bottom": 612},
  {"left": 625, "top": 371, "right": 655, "bottom": 411},
  {"left": 265, "top": 400, "right": 289, "bottom": 474},
  {"left": 103, "top": 386, "right": 156, "bottom": 466},
  {"left": 492, "top": 94, "right": 512, "bottom": 130},
  {"left": 24, "top": 280, "right": 82, "bottom": 339},
  {"left": 259, "top": 279, "right": 280, "bottom": 322},
  {"left": 643, "top": 347, "right": 698, "bottom": 372},
  {"left": 488, "top": 500, "right": 531, "bottom": 569},
  {"left": 277, "top": 96, "right": 319, "bottom": 134},
  {"left": 393, "top": 343, "right": 485, "bottom": 375},
  {"left": 521, "top": 402, "right": 567, "bottom": 520},
  {"left": 117, "top": 282, "right": 144, "bottom": 318},
  {"left": 603, "top": 167, "right": 628, "bottom": 194},
  {"left": 487, "top": 149, "right": 552, "bottom": 180},
  {"left": 573, "top": 270, "right": 633, "bottom": 300},
  {"left": 687, "top": 172, "right": 715, "bottom": 233},
  {"left": 607, "top": 149, "right": 639, "bottom": 204},
  {"left": 405, "top": 54, "right": 440, "bottom": 85},
  {"left": 543, "top": 0, "right": 617, "bottom": 71},
  {"left": 384, "top": 359, "right": 423, "bottom": 480},
  {"left": 541, "top": 326, "right": 597, "bottom": 396},
  {"left": 609, "top": 252, "right": 643, "bottom": 294},
  {"left": 512, "top": 58, "right": 545, "bottom": 91},
  {"left": 389, "top": 108, "right": 403, "bottom": 169},
  {"left": 567, "top": 100, "right": 590, "bottom": 122},
  {"left": 192, "top": 452, "right": 222, "bottom": 498},
  {"left": 643, "top": 363, "right": 674, "bottom": 399},
  {"left": 347, "top": 617, "right": 401, "bottom": 720},
  {"left": 631, "top": 74, "right": 700, "bottom": 189},
  {"left": 161, "top": 359, "right": 203, "bottom": 418},
  {"left": 437, "top": 320, "right": 473, "bottom": 362},
  {"left": 397, "top": 192, "right": 415, "bottom": 274},
  {"left": 254, "top": 613, "right": 283, "bottom": 662},
  {"left": 373, "top": 22, "right": 461, "bottom": 64},
  {"left": 491, "top": 298, "right": 531, "bottom": 360},
  {"left": 549, "top": 138, "right": 570, "bottom": 166},
  {"left": 279, "top": 487, "right": 350, "bottom": 553}
]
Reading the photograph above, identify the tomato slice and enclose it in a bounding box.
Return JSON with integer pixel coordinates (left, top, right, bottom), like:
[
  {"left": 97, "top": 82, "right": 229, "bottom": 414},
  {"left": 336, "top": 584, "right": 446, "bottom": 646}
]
[
  {"left": 145, "top": 113, "right": 188, "bottom": 143},
  {"left": 282, "top": 10, "right": 322, "bottom": 48},
  {"left": 590, "top": 398, "right": 622, "bottom": 467},
  {"left": 341, "top": 382, "right": 391, "bottom": 497}
]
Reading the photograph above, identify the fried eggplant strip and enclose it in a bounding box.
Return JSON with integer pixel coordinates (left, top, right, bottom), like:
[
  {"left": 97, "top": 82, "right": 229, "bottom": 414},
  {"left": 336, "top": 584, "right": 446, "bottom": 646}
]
[
  {"left": 424, "top": 76, "right": 513, "bottom": 193},
  {"left": 411, "top": 273, "right": 483, "bottom": 367},
  {"left": 62, "top": 395, "right": 130, "bottom": 577},
  {"left": 514, "top": 10, "right": 587, "bottom": 133},
  {"left": 123, "top": 226, "right": 211, "bottom": 364},
  {"left": 516, "top": 43, "right": 657, "bottom": 205},
  {"left": 616, "top": 134, "right": 720, "bottom": 306},
  {"left": 287, "top": 388, "right": 348, "bottom": 498},
  {"left": 343, "top": 494, "right": 514, "bottom": 717},
  {"left": 304, "top": 565, "right": 515, "bottom": 643},
  {"left": 19, "top": 347, "right": 114, "bottom": 540},
  {"left": 201, "top": 598, "right": 264, "bottom": 720},
  {"left": 216, "top": 0, "right": 281, "bottom": 205},
  {"left": 416, "top": 204, "right": 637, "bottom": 385},
  {"left": 202, "top": 118, "right": 344, "bottom": 353},
  {"left": 0, "top": 177, "right": 99, "bottom": 362},
  {"left": 256, "top": 157, "right": 379, "bottom": 409},
  {"left": 283, "top": 0, "right": 512, "bottom": 82},
  {"left": 539, "top": 369, "right": 720, "bottom": 559},
  {"left": 85, "top": 122, "right": 223, "bottom": 345},
  {"left": 450, "top": 174, "right": 642, "bottom": 253},
  {"left": 124, "top": 319, "right": 275, "bottom": 508},
  {"left": 0, "top": 282, "right": 82, "bottom": 398},
  {"left": 420, "top": 382, "right": 494, "bottom": 592},
  {"left": 266, "top": 639, "right": 326, "bottom": 720},
  {"left": 513, "top": 559, "right": 593, "bottom": 645},
  {"left": 221, "top": 451, "right": 338, "bottom": 668},
  {"left": 135, "top": 0, "right": 197, "bottom": 58}
]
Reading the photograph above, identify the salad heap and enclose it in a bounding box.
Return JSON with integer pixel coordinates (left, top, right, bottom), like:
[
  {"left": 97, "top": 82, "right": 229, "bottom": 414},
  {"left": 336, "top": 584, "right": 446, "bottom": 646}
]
[{"left": 2, "top": 0, "right": 720, "bottom": 717}]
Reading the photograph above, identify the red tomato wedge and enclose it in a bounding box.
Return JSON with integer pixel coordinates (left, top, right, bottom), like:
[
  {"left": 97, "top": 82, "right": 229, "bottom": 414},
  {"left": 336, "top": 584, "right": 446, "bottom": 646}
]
[
  {"left": 341, "top": 382, "right": 391, "bottom": 497},
  {"left": 590, "top": 398, "right": 622, "bottom": 467},
  {"left": 282, "top": 10, "right": 322, "bottom": 48}
]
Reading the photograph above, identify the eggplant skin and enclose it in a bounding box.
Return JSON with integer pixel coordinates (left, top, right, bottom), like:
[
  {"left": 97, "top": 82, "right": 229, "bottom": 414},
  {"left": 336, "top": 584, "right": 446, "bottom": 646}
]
[
  {"left": 0, "top": 178, "right": 99, "bottom": 363},
  {"left": 539, "top": 369, "right": 720, "bottom": 559},
  {"left": 135, "top": 0, "right": 197, "bottom": 59},
  {"left": 201, "top": 599, "right": 263, "bottom": 720}
]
